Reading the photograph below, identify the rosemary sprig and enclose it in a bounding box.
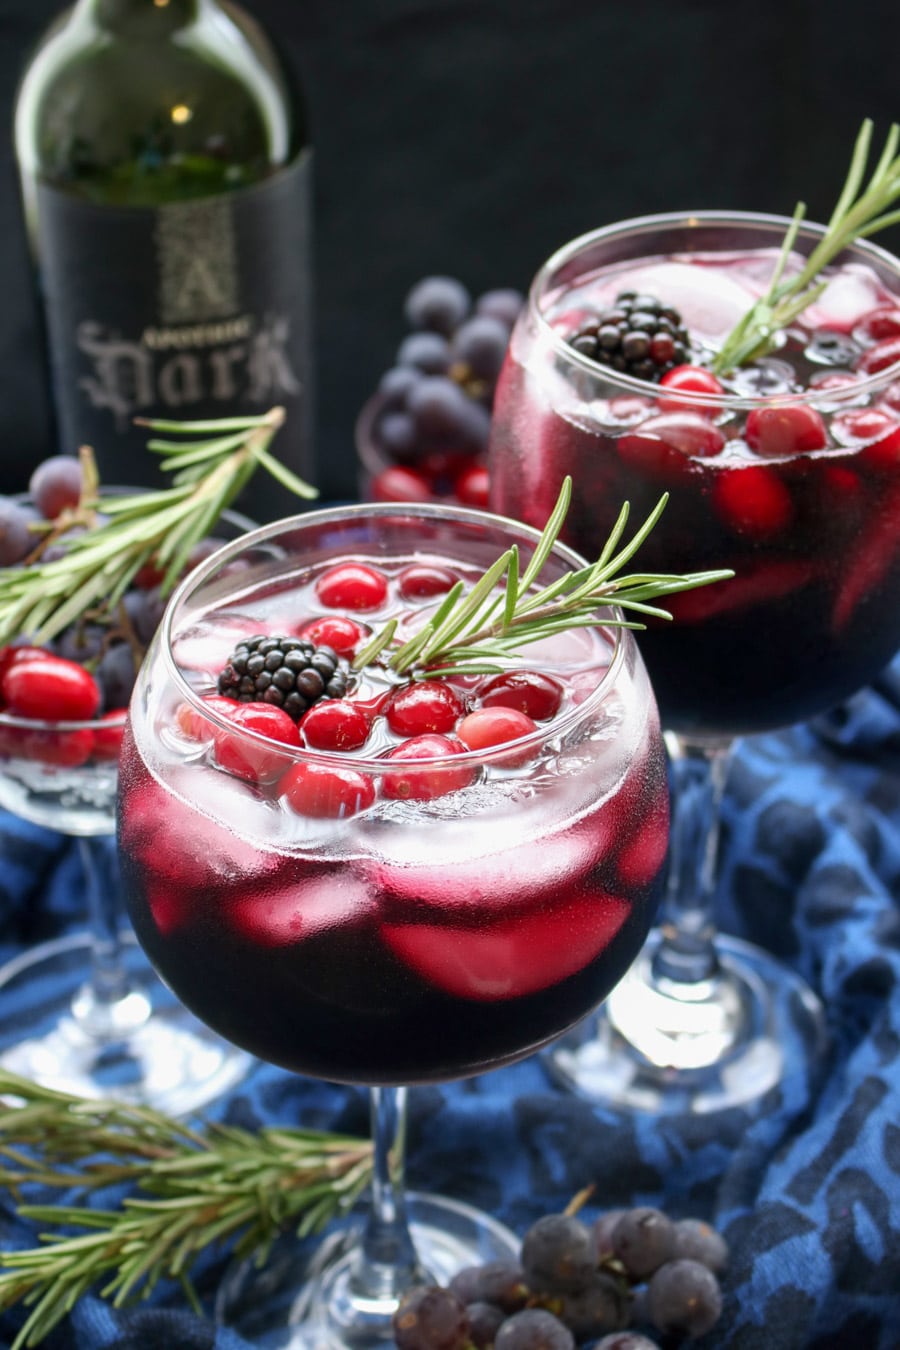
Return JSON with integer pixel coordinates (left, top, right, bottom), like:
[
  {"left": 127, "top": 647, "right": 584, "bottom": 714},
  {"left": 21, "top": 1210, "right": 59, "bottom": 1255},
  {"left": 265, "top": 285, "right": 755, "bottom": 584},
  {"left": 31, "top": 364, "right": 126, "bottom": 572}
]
[
  {"left": 0, "top": 406, "right": 316, "bottom": 648},
  {"left": 352, "top": 478, "right": 733, "bottom": 678},
  {"left": 0, "top": 1071, "right": 371, "bottom": 1349},
  {"left": 712, "top": 119, "right": 900, "bottom": 374}
]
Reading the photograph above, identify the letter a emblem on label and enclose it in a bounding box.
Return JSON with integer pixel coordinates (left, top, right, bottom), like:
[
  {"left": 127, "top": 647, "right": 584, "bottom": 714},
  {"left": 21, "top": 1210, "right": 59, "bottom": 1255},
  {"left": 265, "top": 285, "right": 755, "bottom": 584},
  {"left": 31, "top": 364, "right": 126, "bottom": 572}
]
[{"left": 155, "top": 198, "right": 240, "bottom": 324}]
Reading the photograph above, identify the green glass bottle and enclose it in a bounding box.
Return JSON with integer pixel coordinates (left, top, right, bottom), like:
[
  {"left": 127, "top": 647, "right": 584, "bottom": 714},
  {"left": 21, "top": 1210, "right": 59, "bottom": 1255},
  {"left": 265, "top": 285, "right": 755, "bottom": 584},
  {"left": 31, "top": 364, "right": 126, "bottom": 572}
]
[{"left": 15, "top": 0, "right": 313, "bottom": 522}]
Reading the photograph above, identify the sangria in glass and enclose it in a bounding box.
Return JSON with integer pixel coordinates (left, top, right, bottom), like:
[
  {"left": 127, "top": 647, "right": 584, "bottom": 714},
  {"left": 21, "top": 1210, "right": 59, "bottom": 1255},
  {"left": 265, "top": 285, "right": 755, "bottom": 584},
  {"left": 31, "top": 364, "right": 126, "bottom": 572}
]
[
  {"left": 118, "top": 500, "right": 671, "bottom": 1347},
  {"left": 489, "top": 207, "right": 900, "bottom": 1112}
]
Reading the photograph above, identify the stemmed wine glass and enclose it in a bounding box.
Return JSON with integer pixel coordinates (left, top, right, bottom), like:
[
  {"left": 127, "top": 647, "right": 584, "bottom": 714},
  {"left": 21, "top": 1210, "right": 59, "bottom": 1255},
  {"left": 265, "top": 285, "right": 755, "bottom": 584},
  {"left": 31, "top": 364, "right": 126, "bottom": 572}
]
[
  {"left": 488, "top": 209, "right": 900, "bottom": 1114},
  {"left": 0, "top": 495, "right": 253, "bottom": 1112},
  {"left": 117, "top": 500, "right": 670, "bottom": 1347}
]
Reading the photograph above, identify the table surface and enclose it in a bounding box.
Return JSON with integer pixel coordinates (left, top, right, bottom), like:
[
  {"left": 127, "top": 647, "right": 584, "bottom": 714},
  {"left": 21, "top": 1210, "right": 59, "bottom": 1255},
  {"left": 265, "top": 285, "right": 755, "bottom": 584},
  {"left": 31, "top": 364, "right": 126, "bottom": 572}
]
[{"left": 1, "top": 658, "right": 899, "bottom": 1350}]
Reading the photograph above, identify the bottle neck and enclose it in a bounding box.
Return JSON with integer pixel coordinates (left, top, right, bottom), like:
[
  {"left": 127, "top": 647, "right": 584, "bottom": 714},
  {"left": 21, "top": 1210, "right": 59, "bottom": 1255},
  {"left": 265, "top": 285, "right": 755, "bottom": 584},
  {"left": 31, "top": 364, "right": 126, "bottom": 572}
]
[{"left": 72, "top": 0, "right": 214, "bottom": 36}]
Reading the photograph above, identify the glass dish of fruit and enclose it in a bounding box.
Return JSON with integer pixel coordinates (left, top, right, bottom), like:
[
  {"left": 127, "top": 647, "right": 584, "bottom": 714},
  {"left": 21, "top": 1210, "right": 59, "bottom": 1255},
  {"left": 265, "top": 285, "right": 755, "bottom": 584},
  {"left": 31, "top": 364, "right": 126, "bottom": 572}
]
[{"left": 356, "top": 277, "right": 523, "bottom": 507}]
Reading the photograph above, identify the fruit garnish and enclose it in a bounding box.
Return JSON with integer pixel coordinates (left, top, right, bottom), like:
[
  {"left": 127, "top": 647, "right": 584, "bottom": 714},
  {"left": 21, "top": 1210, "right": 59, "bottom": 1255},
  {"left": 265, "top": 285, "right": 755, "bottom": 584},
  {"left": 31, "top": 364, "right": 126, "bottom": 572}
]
[
  {"left": 0, "top": 407, "right": 315, "bottom": 649},
  {"left": 352, "top": 477, "right": 733, "bottom": 681},
  {"left": 216, "top": 634, "right": 348, "bottom": 721},
  {"left": 565, "top": 292, "right": 690, "bottom": 382},
  {"left": 712, "top": 119, "right": 900, "bottom": 374}
]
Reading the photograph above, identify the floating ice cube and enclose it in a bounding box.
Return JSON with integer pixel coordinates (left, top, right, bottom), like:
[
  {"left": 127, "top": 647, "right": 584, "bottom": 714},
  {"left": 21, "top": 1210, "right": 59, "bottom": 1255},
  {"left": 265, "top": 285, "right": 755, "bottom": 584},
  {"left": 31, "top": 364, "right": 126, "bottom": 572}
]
[
  {"left": 229, "top": 867, "right": 374, "bottom": 946},
  {"left": 614, "top": 262, "right": 753, "bottom": 340},
  {"left": 172, "top": 612, "right": 266, "bottom": 677},
  {"left": 806, "top": 264, "right": 884, "bottom": 332}
]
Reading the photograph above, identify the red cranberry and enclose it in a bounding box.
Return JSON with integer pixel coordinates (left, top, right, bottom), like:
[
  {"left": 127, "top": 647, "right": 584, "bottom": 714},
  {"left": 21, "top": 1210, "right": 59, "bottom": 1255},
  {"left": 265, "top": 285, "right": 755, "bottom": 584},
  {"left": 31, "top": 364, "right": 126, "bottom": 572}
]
[
  {"left": 300, "top": 615, "right": 368, "bottom": 657},
  {"left": 454, "top": 463, "right": 490, "bottom": 507},
  {"left": 860, "top": 423, "right": 900, "bottom": 471},
  {"left": 456, "top": 707, "right": 538, "bottom": 764},
  {"left": 477, "top": 670, "right": 563, "bottom": 720},
  {"left": 855, "top": 306, "right": 900, "bottom": 343},
  {"left": 176, "top": 694, "right": 239, "bottom": 741},
  {"left": 278, "top": 761, "right": 375, "bottom": 818},
  {"left": 316, "top": 563, "right": 389, "bottom": 611},
  {"left": 386, "top": 681, "right": 465, "bottom": 737},
  {"left": 93, "top": 710, "right": 128, "bottom": 761},
  {"left": 855, "top": 336, "right": 900, "bottom": 376},
  {"left": 213, "top": 703, "right": 301, "bottom": 784},
  {"left": 2, "top": 654, "right": 101, "bottom": 721},
  {"left": 744, "top": 404, "right": 828, "bottom": 456},
  {"left": 629, "top": 412, "right": 726, "bottom": 458},
  {"left": 18, "top": 725, "right": 95, "bottom": 768},
  {"left": 371, "top": 466, "right": 434, "bottom": 503},
  {"left": 397, "top": 564, "right": 457, "bottom": 599},
  {"left": 831, "top": 408, "right": 897, "bottom": 445},
  {"left": 658, "top": 364, "right": 725, "bottom": 414},
  {"left": 300, "top": 700, "right": 370, "bottom": 751},
  {"left": 711, "top": 466, "right": 793, "bottom": 536},
  {"left": 382, "top": 734, "right": 474, "bottom": 801}
]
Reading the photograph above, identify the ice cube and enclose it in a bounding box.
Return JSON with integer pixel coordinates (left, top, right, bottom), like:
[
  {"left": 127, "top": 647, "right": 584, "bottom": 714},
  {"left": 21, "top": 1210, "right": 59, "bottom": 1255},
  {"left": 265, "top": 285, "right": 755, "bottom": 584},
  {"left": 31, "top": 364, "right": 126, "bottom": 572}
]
[
  {"left": 172, "top": 612, "right": 267, "bottom": 677},
  {"left": 807, "top": 264, "right": 883, "bottom": 332},
  {"left": 615, "top": 262, "right": 753, "bottom": 340},
  {"left": 228, "top": 867, "right": 374, "bottom": 947}
]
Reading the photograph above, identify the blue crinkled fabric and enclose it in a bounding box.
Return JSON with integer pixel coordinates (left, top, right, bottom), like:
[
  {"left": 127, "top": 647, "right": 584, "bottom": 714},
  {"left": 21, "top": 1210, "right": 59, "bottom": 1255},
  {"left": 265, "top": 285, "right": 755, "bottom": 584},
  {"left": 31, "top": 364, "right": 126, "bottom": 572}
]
[{"left": 0, "top": 657, "right": 899, "bottom": 1349}]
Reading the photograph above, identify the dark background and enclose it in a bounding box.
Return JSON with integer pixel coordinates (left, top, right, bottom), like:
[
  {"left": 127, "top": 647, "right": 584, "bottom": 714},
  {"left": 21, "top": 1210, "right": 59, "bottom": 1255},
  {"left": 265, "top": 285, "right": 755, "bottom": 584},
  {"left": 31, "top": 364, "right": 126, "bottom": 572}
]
[{"left": 1, "top": 0, "right": 899, "bottom": 504}]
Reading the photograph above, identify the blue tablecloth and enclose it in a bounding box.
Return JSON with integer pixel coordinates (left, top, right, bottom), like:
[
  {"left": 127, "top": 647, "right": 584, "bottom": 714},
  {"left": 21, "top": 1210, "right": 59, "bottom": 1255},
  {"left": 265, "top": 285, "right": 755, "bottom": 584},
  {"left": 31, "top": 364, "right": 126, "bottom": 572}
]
[{"left": 1, "top": 657, "right": 899, "bottom": 1350}]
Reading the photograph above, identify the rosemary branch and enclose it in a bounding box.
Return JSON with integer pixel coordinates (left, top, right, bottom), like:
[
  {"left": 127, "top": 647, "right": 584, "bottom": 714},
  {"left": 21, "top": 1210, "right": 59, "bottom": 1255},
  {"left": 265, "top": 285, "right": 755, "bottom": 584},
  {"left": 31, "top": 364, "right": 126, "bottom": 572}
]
[
  {"left": 712, "top": 119, "right": 900, "bottom": 373},
  {"left": 0, "top": 406, "right": 316, "bottom": 648},
  {"left": 352, "top": 478, "right": 733, "bottom": 678},
  {"left": 0, "top": 1071, "right": 371, "bottom": 1349}
]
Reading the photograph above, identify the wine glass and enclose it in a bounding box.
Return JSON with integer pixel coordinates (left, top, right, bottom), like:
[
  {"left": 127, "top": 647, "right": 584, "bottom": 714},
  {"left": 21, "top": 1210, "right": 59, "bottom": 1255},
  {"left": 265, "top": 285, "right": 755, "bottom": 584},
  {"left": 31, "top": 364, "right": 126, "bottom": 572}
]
[
  {"left": 0, "top": 502, "right": 254, "bottom": 1113},
  {"left": 117, "top": 501, "right": 670, "bottom": 1347},
  {"left": 488, "top": 210, "right": 900, "bottom": 1114}
]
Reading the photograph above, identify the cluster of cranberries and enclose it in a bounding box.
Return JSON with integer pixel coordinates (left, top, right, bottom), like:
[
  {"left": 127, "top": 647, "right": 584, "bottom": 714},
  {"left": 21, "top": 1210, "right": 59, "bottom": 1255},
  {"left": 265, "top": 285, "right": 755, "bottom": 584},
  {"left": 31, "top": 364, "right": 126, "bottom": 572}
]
[
  {"left": 0, "top": 455, "right": 228, "bottom": 769},
  {"left": 190, "top": 559, "right": 565, "bottom": 821},
  {"left": 393, "top": 1206, "right": 728, "bottom": 1350},
  {"left": 362, "top": 275, "right": 524, "bottom": 507}
]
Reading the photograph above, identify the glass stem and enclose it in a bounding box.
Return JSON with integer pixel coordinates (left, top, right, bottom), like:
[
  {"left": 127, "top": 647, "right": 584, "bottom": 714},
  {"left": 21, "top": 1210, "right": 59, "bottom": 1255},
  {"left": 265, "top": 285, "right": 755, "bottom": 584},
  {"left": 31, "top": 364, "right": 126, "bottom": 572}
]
[
  {"left": 348, "top": 1086, "right": 430, "bottom": 1303},
  {"left": 652, "top": 736, "right": 735, "bottom": 986},
  {"left": 70, "top": 834, "right": 151, "bottom": 1039}
]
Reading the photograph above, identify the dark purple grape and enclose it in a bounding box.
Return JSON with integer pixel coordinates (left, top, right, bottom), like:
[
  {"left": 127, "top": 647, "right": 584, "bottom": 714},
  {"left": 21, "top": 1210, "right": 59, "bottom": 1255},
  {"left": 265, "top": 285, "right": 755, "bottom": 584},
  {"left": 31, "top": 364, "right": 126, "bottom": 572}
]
[
  {"left": 393, "top": 1285, "right": 470, "bottom": 1350},
  {"left": 53, "top": 621, "right": 107, "bottom": 666},
  {"left": 0, "top": 497, "right": 38, "bottom": 566},
  {"left": 466, "top": 1300, "right": 505, "bottom": 1348},
  {"left": 672, "top": 1218, "right": 729, "bottom": 1273},
  {"left": 476, "top": 289, "right": 525, "bottom": 329},
  {"left": 645, "top": 1258, "right": 722, "bottom": 1338},
  {"left": 612, "top": 1208, "right": 677, "bottom": 1280},
  {"left": 408, "top": 377, "right": 491, "bottom": 448},
  {"left": 495, "top": 1308, "right": 575, "bottom": 1350},
  {"left": 520, "top": 1213, "right": 597, "bottom": 1294},
  {"left": 397, "top": 331, "right": 453, "bottom": 375},
  {"left": 96, "top": 641, "right": 137, "bottom": 711},
  {"left": 378, "top": 365, "right": 422, "bottom": 409},
  {"left": 448, "top": 1261, "right": 529, "bottom": 1314},
  {"left": 592, "top": 1209, "right": 627, "bottom": 1262},
  {"left": 404, "top": 276, "right": 472, "bottom": 335},
  {"left": 594, "top": 1334, "right": 661, "bottom": 1350},
  {"left": 450, "top": 315, "right": 510, "bottom": 383},
  {"left": 557, "top": 1272, "right": 629, "bottom": 1339},
  {"left": 374, "top": 411, "right": 418, "bottom": 460},
  {"left": 123, "top": 587, "right": 166, "bottom": 647},
  {"left": 29, "top": 456, "right": 83, "bottom": 519}
]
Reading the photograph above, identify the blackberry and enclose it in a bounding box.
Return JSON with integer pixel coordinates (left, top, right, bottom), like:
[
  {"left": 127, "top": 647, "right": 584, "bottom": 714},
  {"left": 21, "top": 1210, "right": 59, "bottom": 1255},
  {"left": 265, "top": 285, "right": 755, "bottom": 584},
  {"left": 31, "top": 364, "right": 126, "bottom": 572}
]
[
  {"left": 566, "top": 291, "right": 690, "bottom": 382},
  {"left": 217, "top": 634, "right": 348, "bottom": 720}
]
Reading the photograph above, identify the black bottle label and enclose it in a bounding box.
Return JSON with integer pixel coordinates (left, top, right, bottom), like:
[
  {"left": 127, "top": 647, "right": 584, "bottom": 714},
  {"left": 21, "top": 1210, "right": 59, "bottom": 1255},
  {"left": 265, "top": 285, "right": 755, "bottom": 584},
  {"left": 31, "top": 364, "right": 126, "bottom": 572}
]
[{"left": 35, "top": 150, "right": 313, "bottom": 523}]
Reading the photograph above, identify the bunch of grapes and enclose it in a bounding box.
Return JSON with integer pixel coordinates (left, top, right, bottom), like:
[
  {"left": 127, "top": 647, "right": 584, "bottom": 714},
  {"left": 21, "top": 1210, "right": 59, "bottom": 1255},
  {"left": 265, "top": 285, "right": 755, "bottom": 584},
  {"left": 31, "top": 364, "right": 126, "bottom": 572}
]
[
  {"left": 360, "top": 275, "right": 524, "bottom": 508},
  {"left": 393, "top": 1206, "right": 728, "bottom": 1350},
  {"left": 0, "top": 455, "right": 230, "bottom": 765}
]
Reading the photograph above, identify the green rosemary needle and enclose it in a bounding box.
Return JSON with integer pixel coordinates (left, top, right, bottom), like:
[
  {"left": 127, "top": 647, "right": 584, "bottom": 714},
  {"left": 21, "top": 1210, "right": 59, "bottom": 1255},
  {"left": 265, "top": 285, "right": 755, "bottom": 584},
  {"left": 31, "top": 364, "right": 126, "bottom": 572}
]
[
  {"left": 712, "top": 119, "right": 900, "bottom": 374},
  {"left": 0, "top": 1071, "right": 371, "bottom": 1349},
  {"left": 0, "top": 406, "right": 316, "bottom": 648},
  {"left": 352, "top": 477, "right": 733, "bottom": 679}
]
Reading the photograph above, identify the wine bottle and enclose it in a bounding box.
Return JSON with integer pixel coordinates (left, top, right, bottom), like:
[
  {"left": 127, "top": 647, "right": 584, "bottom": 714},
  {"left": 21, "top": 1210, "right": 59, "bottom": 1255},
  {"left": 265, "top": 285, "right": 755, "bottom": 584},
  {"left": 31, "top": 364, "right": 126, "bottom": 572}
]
[{"left": 14, "top": 0, "right": 312, "bottom": 523}]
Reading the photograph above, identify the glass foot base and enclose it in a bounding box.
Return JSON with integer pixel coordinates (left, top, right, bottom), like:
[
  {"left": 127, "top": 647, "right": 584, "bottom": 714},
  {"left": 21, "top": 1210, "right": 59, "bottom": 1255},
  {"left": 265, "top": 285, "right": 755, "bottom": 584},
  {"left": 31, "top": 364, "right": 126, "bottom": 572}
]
[
  {"left": 0, "top": 932, "right": 252, "bottom": 1114},
  {"left": 544, "top": 932, "right": 829, "bottom": 1115},
  {"left": 215, "top": 1191, "right": 520, "bottom": 1349}
]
